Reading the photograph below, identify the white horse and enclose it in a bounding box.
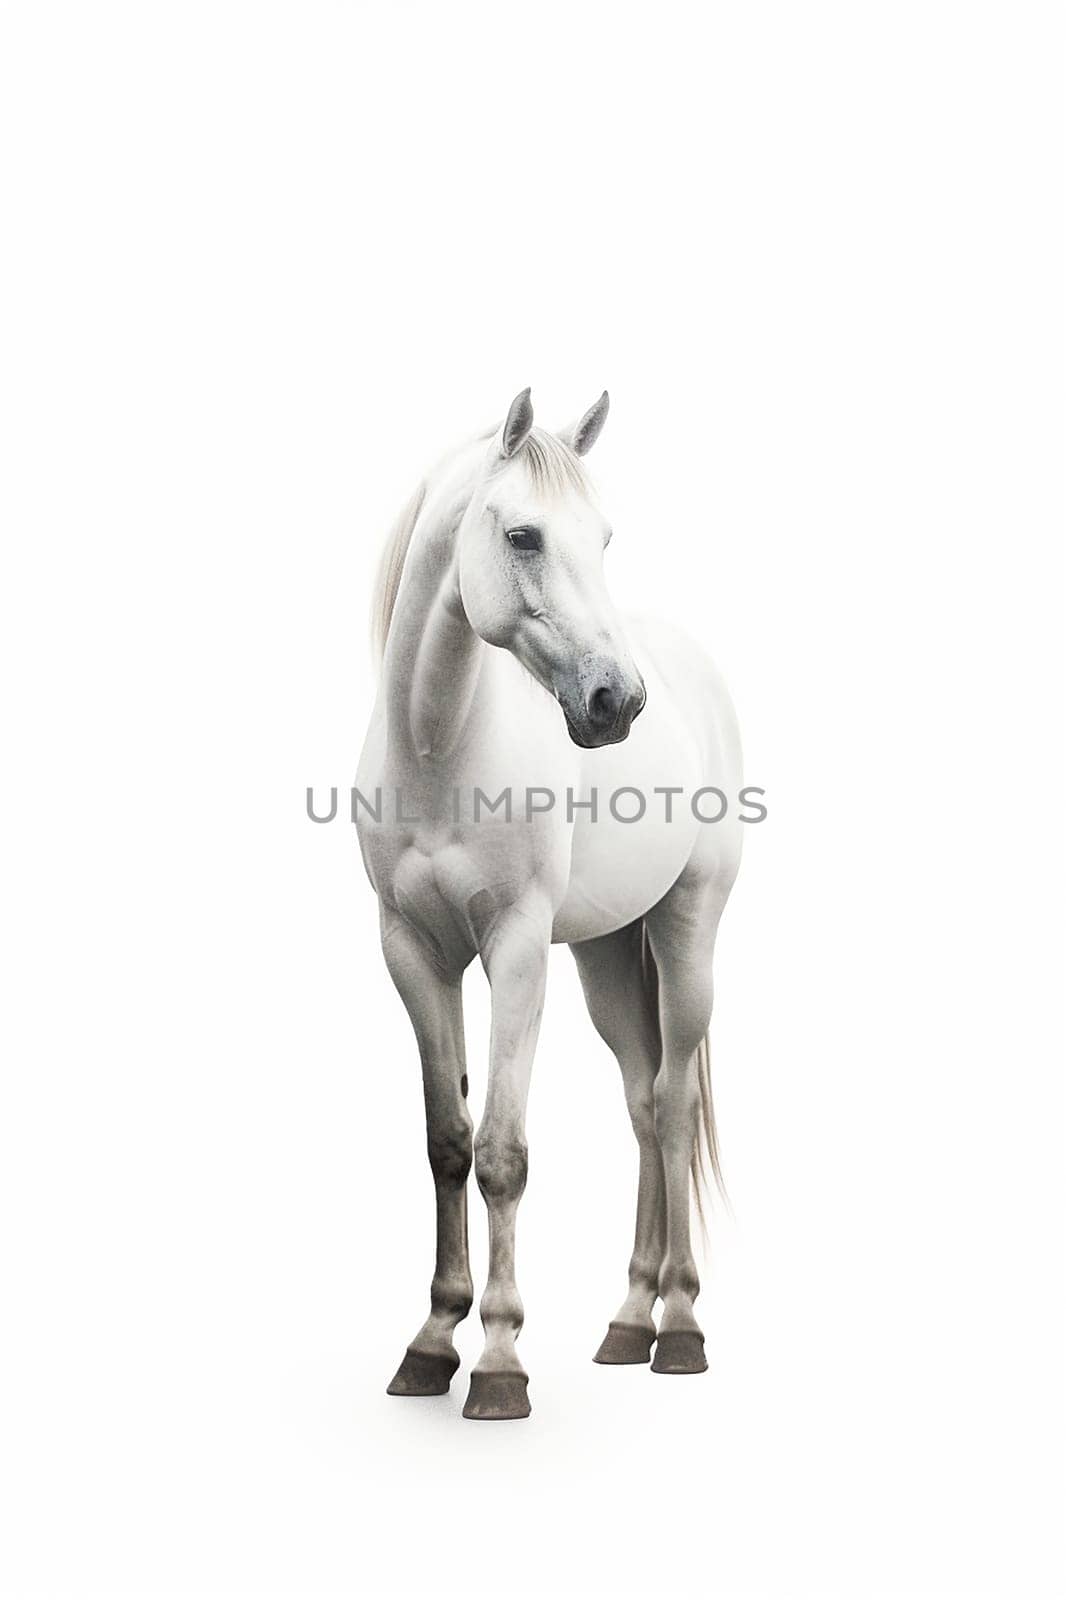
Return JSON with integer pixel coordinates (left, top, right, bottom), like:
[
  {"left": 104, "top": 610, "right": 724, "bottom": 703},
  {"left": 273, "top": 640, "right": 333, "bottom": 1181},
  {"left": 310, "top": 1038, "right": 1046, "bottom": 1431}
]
[{"left": 356, "top": 390, "right": 743, "bottom": 1419}]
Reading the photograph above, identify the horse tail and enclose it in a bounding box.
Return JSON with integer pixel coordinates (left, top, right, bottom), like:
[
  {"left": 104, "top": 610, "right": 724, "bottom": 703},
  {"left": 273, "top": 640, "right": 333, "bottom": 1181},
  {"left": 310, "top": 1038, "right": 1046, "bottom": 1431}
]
[
  {"left": 639, "top": 922, "right": 728, "bottom": 1229},
  {"left": 691, "top": 1032, "right": 729, "bottom": 1226}
]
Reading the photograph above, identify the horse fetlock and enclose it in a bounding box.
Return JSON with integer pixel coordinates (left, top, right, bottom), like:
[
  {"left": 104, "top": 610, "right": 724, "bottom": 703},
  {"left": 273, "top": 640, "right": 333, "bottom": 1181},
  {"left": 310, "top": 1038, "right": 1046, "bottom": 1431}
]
[
  {"left": 479, "top": 1281, "right": 525, "bottom": 1334},
  {"left": 627, "top": 1247, "right": 662, "bottom": 1297},
  {"left": 430, "top": 1272, "right": 474, "bottom": 1322},
  {"left": 658, "top": 1252, "right": 700, "bottom": 1305}
]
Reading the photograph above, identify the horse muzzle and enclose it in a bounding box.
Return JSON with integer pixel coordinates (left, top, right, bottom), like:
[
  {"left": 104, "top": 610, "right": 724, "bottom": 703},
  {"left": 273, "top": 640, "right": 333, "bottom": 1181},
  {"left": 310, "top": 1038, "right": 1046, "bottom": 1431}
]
[{"left": 562, "top": 677, "right": 646, "bottom": 748}]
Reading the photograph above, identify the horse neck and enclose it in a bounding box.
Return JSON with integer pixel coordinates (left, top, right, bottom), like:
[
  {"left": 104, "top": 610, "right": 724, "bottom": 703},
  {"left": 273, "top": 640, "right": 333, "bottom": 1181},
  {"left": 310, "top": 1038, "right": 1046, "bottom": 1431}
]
[{"left": 382, "top": 456, "right": 486, "bottom": 763}]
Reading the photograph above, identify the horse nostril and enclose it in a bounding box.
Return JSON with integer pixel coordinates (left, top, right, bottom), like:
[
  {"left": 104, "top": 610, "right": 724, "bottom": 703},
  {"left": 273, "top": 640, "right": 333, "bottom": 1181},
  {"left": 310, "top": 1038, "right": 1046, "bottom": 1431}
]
[{"left": 587, "top": 684, "right": 617, "bottom": 729}]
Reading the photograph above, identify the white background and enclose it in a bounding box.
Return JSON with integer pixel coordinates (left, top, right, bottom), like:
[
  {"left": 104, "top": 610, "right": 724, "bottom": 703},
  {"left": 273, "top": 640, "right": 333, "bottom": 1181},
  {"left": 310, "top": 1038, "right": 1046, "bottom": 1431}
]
[{"left": 1, "top": 3, "right": 1063, "bottom": 1596}]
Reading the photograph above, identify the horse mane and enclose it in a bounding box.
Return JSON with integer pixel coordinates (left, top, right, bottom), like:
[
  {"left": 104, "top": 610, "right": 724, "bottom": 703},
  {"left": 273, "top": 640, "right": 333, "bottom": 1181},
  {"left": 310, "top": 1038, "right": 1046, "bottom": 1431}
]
[
  {"left": 370, "top": 426, "right": 590, "bottom": 661},
  {"left": 371, "top": 480, "right": 427, "bottom": 660}
]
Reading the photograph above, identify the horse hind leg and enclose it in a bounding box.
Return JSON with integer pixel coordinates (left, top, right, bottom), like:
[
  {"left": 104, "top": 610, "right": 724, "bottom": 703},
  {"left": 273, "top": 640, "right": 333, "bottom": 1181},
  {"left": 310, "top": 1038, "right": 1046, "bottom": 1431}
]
[
  {"left": 643, "top": 867, "right": 730, "bottom": 1375},
  {"left": 571, "top": 921, "right": 665, "bottom": 1365}
]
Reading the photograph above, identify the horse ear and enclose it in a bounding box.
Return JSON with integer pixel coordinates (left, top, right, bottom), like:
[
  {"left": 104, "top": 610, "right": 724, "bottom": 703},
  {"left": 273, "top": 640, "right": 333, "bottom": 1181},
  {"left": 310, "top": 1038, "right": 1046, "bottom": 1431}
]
[
  {"left": 559, "top": 390, "right": 609, "bottom": 456},
  {"left": 499, "top": 387, "right": 534, "bottom": 458}
]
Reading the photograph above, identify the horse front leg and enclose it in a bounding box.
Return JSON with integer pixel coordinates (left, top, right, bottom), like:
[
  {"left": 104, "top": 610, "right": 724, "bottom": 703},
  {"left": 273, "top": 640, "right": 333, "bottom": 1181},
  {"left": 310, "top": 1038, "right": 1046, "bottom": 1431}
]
[
  {"left": 380, "top": 909, "right": 474, "bottom": 1397},
  {"left": 462, "top": 896, "right": 551, "bottom": 1421}
]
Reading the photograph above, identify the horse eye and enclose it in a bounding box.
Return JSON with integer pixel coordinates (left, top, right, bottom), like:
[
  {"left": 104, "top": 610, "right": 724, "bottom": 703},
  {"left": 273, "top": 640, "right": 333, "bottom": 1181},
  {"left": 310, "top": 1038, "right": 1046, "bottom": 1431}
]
[{"left": 506, "top": 526, "right": 542, "bottom": 552}]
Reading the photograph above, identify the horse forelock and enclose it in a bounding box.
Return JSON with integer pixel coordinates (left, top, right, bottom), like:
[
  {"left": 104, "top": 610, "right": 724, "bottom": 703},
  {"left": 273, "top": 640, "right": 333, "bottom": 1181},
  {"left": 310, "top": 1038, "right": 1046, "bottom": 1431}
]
[{"left": 518, "top": 428, "right": 591, "bottom": 498}]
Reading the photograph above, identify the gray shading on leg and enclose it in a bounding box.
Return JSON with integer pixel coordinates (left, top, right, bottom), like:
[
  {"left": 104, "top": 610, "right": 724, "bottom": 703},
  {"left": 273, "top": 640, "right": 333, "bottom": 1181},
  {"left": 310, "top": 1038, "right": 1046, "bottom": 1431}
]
[
  {"left": 644, "top": 870, "right": 731, "bottom": 1375},
  {"left": 462, "top": 896, "right": 552, "bottom": 1420},
  {"left": 379, "top": 909, "right": 473, "bottom": 1397},
  {"left": 571, "top": 921, "right": 664, "bottom": 1364}
]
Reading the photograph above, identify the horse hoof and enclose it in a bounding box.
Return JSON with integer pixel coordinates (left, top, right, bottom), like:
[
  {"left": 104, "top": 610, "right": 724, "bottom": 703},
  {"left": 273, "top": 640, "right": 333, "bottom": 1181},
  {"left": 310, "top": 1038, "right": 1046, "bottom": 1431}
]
[
  {"left": 593, "top": 1321, "right": 656, "bottom": 1364},
  {"left": 386, "top": 1346, "right": 460, "bottom": 1396},
  {"left": 462, "top": 1370, "right": 531, "bottom": 1420},
  {"left": 650, "top": 1330, "right": 708, "bottom": 1374}
]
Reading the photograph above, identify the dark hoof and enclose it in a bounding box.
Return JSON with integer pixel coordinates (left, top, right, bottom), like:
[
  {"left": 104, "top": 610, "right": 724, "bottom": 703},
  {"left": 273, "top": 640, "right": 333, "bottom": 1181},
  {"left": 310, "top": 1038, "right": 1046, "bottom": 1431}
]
[
  {"left": 651, "top": 1330, "right": 708, "bottom": 1374},
  {"left": 386, "top": 1346, "right": 460, "bottom": 1396},
  {"left": 462, "top": 1370, "right": 531, "bottom": 1420},
  {"left": 593, "top": 1321, "right": 656, "bottom": 1365}
]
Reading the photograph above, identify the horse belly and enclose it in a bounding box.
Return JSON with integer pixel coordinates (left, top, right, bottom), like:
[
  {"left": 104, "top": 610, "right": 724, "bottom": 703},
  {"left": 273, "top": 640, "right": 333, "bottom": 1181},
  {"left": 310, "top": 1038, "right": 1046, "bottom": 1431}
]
[{"left": 554, "top": 819, "right": 697, "bottom": 943}]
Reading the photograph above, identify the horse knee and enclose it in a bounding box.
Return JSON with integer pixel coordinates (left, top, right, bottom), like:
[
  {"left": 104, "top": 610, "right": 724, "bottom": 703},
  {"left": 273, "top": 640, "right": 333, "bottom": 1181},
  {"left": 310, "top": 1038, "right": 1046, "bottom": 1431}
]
[
  {"left": 428, "top": 1117, "right": 473, "bottom": 1188},
  {"left": 474, "top": 1132, "right": 528, "bottom": 1203}
]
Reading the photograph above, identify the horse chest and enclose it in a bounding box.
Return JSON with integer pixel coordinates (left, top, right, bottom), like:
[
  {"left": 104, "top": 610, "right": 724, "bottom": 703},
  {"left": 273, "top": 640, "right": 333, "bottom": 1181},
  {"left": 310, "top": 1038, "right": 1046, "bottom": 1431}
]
[{"left": 373, "top": 817, "right": 565, "bottom": 970}]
